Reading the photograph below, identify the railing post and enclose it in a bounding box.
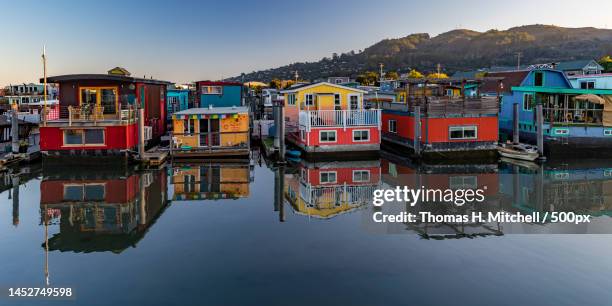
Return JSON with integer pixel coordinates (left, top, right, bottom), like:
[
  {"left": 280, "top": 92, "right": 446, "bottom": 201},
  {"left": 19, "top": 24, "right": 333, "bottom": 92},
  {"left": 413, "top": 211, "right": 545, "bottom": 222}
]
[
  {"left": 342, "top": 110, "right": 347, "bottom": 131},
  {"left": 68, "top": 106, "right": 72, "bottom": 127}
]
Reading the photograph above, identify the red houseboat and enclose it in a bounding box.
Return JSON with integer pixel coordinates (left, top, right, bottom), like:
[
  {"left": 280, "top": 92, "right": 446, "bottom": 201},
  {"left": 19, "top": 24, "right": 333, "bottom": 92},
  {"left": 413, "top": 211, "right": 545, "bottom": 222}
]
[
  {"left": 380, "top": 79, "right": 499, "bottom": 160},
  {"left": 39, "top": 68, "right": 171, "bottom": 161}
]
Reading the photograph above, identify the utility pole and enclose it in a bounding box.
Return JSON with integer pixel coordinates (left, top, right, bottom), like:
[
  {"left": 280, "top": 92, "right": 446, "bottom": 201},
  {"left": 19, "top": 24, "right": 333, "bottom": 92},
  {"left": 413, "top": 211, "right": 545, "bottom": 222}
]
[
  {"left": 379, "top": 63, "right": 384, "bottom": 82},
  {"left": 437, "top": 63, "right": 441, "bottom": 75},
  {"left": 293, "top": 70, "right": 299, "bottom": 83},
  {"left": 516, "top": 52, "right": 522, "bottom": 71}
]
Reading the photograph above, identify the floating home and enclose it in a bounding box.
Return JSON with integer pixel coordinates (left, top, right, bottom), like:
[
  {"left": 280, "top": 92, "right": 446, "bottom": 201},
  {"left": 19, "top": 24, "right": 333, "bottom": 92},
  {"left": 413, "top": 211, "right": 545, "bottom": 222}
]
[
  {"left": 284, "top": 159, "right": 381, "bottom": 219},
  {"left": 171, "top": 106, "right": 250, "bottom": 157},
  {"left": 380, "top": 79, "right": 499, "bottom": 159},
  {"left": 281, "top": 82, "right": 381, "bottom": 157},
  {"left": 195, "top": 81, "right": 244, "bottom": 108},
  {"left": 499, "top": 69, "right": 612, "bottom": 156},
  {"left": 166, "top": 88, "right": 190, "bottom": 121},
  {"left": 39, "top": 71, "right": 171, "bottom": 161},
  {"left": 171, "top": 162, "right": 251, "bottom": 201}
]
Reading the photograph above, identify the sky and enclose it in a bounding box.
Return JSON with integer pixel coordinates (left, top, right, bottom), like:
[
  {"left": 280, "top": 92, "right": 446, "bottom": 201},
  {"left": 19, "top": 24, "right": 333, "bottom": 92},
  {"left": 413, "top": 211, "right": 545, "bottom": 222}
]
[{"left": 1, "top": 0, "right": 612, "bottom": 85}]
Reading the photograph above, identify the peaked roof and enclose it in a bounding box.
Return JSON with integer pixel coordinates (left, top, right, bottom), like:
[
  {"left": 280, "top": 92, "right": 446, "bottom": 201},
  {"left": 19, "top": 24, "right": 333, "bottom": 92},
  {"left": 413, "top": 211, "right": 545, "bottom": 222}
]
[
  {"left": 280, "top": 82, "right": 367, "bottom": 94},
  {"left": 556, "top": 60, "right": 603, "bottom": 71},
  {"left": 481, "top": 71, "right": 530, "bottom": 93}
]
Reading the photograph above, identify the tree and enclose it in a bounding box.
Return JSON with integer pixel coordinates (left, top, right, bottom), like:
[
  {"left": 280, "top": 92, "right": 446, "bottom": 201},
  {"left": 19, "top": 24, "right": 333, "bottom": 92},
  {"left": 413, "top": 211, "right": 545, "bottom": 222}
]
[
  {"left": 356, "top": 71, "right": 379, "bottom": 85},
  {"left": 269, "top": 79, "right": 282, "bottom": 89},
  {"left": 426, "top": 72, "right": 449, "bottom": 79},
  {"left": 384, "top": 71, "right": 400, "bottom": 80},
  {"left": 282, "top": 80, "right": 295, "bottom": 89},
  {"left": 599, "top": 55, "right": 612, "bottom": 72},
  {"left": 406, "top": 69, "right": 424, "bottom": 78}
]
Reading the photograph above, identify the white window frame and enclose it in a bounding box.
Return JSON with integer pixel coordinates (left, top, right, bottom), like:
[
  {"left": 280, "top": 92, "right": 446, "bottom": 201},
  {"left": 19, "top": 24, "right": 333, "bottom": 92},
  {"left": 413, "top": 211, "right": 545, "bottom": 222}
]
[
  {"left": 319, "top": 130, "right": 337, "bottom": 143},
  {"left": 389, "top": 120, "right": 397, "bottom": 133},
  {"left": 63, "top": 128, "right": 106, "bottom": 146},
  {"left": 448, "top": 125, "right": 478, "bottom": 140},
  {"left": 523, "top": 93, "right": 534, "bottom": 111},
  {"left": 320, "top": 171, "right": 337, "bottom": 184},
  {"left": 304, "top": 93, "right": 314, "bottom": 106},
  {"left": 580, "top": 80, "right": 595, "bottom": 89},
  {"left": 352, "top": 129, "right": 370, "bottom": 142},
  {"left": 201, "top": 86, "right": 223, "bottom": 95},
  {"left": 348, "top": 93, "right": 360, "bottom": 110},
  {"left": 288, "top": 94, "right": 296, "bottom": 105},
  {"left": 352, "top": 170, "right": 370, "bottom": 182},
  {"left": 604, "top": 129, "right": 612, "bottom": 136},
  {"left": 554, "top": 128, "right": 569, "bottom": 135}
]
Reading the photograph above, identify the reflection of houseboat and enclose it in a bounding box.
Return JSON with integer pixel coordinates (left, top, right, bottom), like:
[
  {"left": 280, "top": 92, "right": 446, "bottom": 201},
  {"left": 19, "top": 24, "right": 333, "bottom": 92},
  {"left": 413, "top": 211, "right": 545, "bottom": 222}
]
[
  {"left": 284, "top": 159, "right": 381, "bottom": 219},
  {"left": 380, "top": 79, "right": 499, "bottom": 159},
  {"left": 281, "top": 82, "right": 381, "bottom": 157},
  {"left": 39, "top": 68, "right": 171, "bottom": 161},
  {"left": 499, "top": 68, "right": 612, "bottom": 156},
  {"left": 171, "top": 106, "right": 250, "bottom": 157},
  {"left": 40, "top": 165, "right": 168, "bottom": 253},
  {"left": 171, "top": 162, "right": 251, "bottom": 201},
  {"left": 195, "top": 81, "right": 243, "bottom": 108}
]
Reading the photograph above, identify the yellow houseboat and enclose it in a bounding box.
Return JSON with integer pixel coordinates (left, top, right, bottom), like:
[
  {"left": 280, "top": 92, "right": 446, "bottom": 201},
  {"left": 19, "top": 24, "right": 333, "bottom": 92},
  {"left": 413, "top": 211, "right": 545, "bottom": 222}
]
[
  {"left": 171, "top": 163, "right": 251, "bottom": 201},
  {"left": 172, "top": 106, "right": 250, "bottom": 157}
]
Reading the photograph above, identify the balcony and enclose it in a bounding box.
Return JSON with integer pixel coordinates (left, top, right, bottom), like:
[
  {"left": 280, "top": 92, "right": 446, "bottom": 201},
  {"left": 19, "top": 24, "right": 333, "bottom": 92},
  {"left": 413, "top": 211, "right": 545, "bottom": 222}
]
[
  {"left": 298, "top": 109, "right": 381, "bottom": 131},
  {"left": 42, "top": 105, "right": 138, "bottom": 127},
  {"left": 380, "top": 96, "right": 499, "bottom": 117}
]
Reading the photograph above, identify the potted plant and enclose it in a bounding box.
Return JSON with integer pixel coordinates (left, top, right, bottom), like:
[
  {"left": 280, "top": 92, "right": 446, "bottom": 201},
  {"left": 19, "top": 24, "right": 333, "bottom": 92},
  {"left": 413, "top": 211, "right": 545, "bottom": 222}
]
[{"left": 18, "top": 139, "right": 28, "bottom": 153}]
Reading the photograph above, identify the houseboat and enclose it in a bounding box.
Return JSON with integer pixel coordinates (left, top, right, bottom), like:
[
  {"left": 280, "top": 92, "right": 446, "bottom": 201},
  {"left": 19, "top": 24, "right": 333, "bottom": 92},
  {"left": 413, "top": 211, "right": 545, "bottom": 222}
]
[
  {"left": 499, "top": 68, "right": 612, "bottom": 157},
  {"left": 171, "top": 162, "right": 252, "bottom": 201},
  {"left": 380, "top": 78, "right": 499, "bottom": 160},
  {"left": 39, "top": 69, "right": 171, "bottom": 161},
  {"left": 171, "top": 106, "right": 250, "bottom": 157},
  {"left": 195, "top": 81, "right": 244, "bottom": 108},
  {"left": 166, "top": 88, "right": 190, "bottom": 121},
  {"left": 284, "top": 159, "right": 381, "bottom": 219},
  {"left": 281, "top": 82, "right": 381, "bottom": 157}
]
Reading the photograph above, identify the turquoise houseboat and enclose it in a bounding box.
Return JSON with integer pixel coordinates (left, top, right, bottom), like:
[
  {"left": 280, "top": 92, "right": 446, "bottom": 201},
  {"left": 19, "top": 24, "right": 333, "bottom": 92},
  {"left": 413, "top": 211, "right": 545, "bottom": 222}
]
[
  {"left": 167, "top": 89, "right": 190, "bottom": 121},
  {"left": 195, "top": 81, "right": 243, "bottom": 108},
  {"left": 499, "top": 69, "right": 612, "bottom": 157}
]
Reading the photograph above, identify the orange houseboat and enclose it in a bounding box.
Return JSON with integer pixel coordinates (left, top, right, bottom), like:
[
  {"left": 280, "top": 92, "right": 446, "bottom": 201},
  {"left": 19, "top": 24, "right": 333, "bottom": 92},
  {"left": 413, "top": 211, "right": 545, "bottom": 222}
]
[
  {"left": 281, "top": 82, "right": 381, "bottom": 157},
  {"left": 39, "top": 70, "right": 171, "bottom": 160},
  {"left": 171, "top": 162, "right": 252, "bottom": 201},
  {"left": 380, "top": 79, "right": 499, "bottom": 160},
  {"left": 284, "top": 159, "right": 381, "bottom": 219},
  {"left": 40, "top": 166, "right": 168, "bottom": 253}
]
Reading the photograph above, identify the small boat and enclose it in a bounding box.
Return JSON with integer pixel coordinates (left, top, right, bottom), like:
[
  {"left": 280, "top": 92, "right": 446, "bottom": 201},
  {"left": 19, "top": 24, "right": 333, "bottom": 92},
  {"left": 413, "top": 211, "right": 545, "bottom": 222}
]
[
  {"left": 286, "top": 149, "right": 301, "bottom": 158},
  {"left": 497, "top": 143, "right": 539, "bottom": 161}
]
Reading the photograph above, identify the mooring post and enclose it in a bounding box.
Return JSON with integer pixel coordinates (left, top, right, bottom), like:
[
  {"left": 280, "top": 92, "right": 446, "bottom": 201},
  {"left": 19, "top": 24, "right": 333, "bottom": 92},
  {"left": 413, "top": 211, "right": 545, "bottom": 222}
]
[
  {"left": 138, "top": 108, "right": 145, "bottom": 160},
  {"left": 536, "top": 103, "right": 545, "bottom": 159},
  {"left": 414, "top": 105, "right": 421, "bottom": 157},
  {"left": 513, "top": 103, "right": 520, "bottom": 144},
  {"left": 11, "top": 111, "right": 19, "bottom": 154},
  {"left": 278, "top": 103, "right": 285, "bottom": 161},
  {"left": 273, "top": 103, "right": 280, "bottom": 150},
  {"left": 12, "top": 174, "right": 19, "bottom": 227}
]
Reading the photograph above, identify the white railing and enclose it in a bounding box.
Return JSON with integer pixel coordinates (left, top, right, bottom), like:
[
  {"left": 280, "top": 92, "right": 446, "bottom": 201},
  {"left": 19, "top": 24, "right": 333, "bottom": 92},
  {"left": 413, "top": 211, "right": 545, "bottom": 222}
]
[{"left": 299, "top": 109, "right": 381, "bottom": 131}]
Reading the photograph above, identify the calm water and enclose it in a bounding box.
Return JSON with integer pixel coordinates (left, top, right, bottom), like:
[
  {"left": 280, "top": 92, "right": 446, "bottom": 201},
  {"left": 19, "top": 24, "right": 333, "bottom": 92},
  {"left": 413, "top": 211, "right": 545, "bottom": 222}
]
[{"left": 1, "top": 151, "right": 612, "bottom": 306}]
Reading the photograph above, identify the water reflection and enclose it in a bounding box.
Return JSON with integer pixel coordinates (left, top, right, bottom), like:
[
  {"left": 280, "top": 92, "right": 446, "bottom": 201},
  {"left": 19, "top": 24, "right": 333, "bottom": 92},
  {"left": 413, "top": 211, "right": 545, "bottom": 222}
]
[
  {"left": 283, "top": 159, "right": 382, "bottom": 219},
  {"left": 171, "top": 162, "right": 253, "bottom": 201},
  {"left": 39, "top": 165, "right": 168, "bottom": 253},
  {"left": 1, "top": 164, "right": 42, "bottom": 227}
]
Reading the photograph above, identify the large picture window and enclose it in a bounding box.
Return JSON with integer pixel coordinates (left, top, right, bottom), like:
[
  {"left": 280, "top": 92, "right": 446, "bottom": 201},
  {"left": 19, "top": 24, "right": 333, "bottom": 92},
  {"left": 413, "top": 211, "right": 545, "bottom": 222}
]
[
  {"left": 389, "top": 120, "right": 397, "bottom": 133},
  {"left": 80, "top": 87, "right": 118, "bottom": 115},
  {"left": 63, "top": 184, "right": 105, "bottom": 202},
  {"left": 201, "top": 86, "right": 223, "bottom": 95},
  {"left": 353, "top": 130, "right": 370, "bottom": 142},
  {"left": 320, "top": 171, "right": 337, "bottom": 184},
  {"left": 319, "top": 130, "right": 336, "bottom": 143},
  {"left": 449, "top": 126, "right": 477, "bottom": 140},
  {"left": 63, "top": 129, "right": 105, "bottom": 146}
]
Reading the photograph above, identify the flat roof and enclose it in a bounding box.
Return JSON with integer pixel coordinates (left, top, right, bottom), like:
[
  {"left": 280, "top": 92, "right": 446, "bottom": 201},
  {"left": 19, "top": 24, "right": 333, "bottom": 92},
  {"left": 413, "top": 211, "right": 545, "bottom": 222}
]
[
  {"left": 174, "top": 106, "right": 249, "bottom": 115},
  {"left": 42, "top": 74, "right": 172, "bottom": 85},
  {"left": 512, "top": 86, "right": 612, "bottom": 95},
  {"left": 195, "top": 81, "right": 243, "bottom": 86}
]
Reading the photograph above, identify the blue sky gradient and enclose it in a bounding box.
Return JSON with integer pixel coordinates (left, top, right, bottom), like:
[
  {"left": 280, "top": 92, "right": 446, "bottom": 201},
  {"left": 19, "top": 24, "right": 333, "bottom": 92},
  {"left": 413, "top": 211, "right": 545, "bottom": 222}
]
[{"left": 1, "top": 0, "right": 612, "bottom": 85}]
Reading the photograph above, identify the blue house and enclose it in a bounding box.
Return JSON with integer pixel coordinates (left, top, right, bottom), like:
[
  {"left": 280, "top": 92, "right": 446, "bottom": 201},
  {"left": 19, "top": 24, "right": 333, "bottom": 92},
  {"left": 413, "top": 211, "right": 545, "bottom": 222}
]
[
  {"left": 166, "top": 89, "right": 190, "bottom": 120},
  {"left": 195, "top": 81, "right": 243, "bottom": 108},
  {"left": 500, "top": 69, "right": 612, "bottom": 156}
]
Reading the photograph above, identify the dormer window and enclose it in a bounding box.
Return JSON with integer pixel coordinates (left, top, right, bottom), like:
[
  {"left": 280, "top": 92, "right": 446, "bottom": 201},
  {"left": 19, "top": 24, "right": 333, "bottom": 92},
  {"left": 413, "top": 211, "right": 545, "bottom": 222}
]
[{"left": 534, "top": 71, "right": 544, "bottom": 87}]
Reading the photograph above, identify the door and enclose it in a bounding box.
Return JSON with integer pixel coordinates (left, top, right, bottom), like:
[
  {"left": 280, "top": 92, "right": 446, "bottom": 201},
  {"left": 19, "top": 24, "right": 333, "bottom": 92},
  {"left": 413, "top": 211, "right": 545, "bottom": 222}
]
[
  {"left": 210, "top": 119, "right": 220, "bottom": 146},
  {"left": 199, "top": 119, "right": 209, "bottom": 147}
]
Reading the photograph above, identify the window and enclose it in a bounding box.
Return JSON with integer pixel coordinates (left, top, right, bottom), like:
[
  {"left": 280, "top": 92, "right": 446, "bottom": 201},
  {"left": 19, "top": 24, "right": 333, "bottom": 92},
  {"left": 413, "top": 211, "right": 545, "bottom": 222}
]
[
  {"left": 449, "top": 176, "right": 477, "bottom": 189},
  {"left": 523, "top": 93, "right": 534, "bottom": 111},
  {"left": 352, "top": 170, "right": 370, "bottom": 182},
  {"left": 335, "top": 79, "right": 342, "bottom": 84},
  {"left": 604, "top": 129, "right": 612, "bottom": 136},
  {"left": 305, "top": 94, "right": 314, "bottom": 106},
  {"left": 80, "top": 87, "right": 118, "bottom": 115},
  {"left": 449, "top": 126, "right": 477, "bottom": 140},
  {"left": 534, "top": 71, "right": 544, "bottom": 86},
  {"left": 554, "top": 128, "right": 569, "bottom": 135},
  {"left": 201, "top": 86, "right": 223, "bottom": 95},
  {"left": 287, "top": 94, "right": 296, "bottom": 105},
  {"left": 334, "top": 93, "right": 341, "bottom": 105},
  {"left": 389, "top": 120, "right": 397, "bottom": 133},
  {"left": 63, "top": 184, "right": 105, "bottom": 201},
  {"left": 319, "top": 130, "right": 336, "bottom": 143},
  {"left": 580, "top": 81, "right": 595, "bottom": 89},
  {"left": 63, "top": 129, "right": 105, "bottom": 146},
  {"left": 320, "top": 171, "right": 337, "bottom": 184},
  {"left": 353, "top": 130, "right": 370, "bottom": 142},
  {"left": 349, "top": 94, "right": 359, "bottom": 110}
]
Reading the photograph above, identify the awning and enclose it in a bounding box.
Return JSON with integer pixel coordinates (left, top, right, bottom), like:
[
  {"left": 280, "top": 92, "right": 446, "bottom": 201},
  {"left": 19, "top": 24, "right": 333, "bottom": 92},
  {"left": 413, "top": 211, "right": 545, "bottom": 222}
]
[{"left": 575, "top": 94, "right": 605, "bottom": 104}]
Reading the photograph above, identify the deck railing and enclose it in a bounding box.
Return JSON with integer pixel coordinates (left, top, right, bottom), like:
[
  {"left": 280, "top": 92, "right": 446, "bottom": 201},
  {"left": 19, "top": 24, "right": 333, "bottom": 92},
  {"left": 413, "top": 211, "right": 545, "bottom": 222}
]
[
  {"left": 380, "top": 96, "right": 499, "bottom": 117},
  {"left": 43, "top": 105, "right": 138, "bottom": 126},
  {"left": 299, "top": 109, "right": 381, "bottom": 131},
  {"left": 172, "top": 131, "right": 249, "bottom": 150}
]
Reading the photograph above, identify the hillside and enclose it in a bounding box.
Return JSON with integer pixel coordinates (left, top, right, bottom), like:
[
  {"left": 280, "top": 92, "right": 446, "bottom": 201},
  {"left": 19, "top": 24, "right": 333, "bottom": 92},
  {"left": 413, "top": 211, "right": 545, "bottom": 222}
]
[{"left": 230, "top": 25, "right": 612, "bottom": 82}]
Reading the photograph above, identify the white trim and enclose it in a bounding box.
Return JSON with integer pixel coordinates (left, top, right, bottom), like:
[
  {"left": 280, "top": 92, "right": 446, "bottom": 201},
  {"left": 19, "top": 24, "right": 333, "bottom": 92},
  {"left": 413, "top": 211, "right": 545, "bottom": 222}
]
[
  {"left": 280, "top": 82, "right": 368, "bottom": 94},
  {"left": 348, "top": 93, "right": 361, "bottom": 110},
  {"left": 448, "top": 125, "right": 478, "bottom": 140},
  {"left": 319, "top": 130, "right": 337, "bottom": 143},
  {"left": 388, "top": 119, "right": 397, "bottom": 133},
  {"left": 352, "top": 129, "right": 370, "bottom": 142},
  {"left": 304, "top": 93, "right": 314, "bottom": 106},
  {"left": 352, "top": 170, "right": 370, "bottom": 182},
  {"left": 334, "top": 93, "right": 341, "bottom": 106},
  {"left": 320, "top": 171, "right": 337, "bottom": 184}
]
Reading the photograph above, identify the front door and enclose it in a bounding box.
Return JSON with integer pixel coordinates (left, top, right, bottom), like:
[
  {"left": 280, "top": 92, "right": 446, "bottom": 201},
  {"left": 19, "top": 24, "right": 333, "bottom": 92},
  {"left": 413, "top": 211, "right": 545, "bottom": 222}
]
[
  {"left": 210, "top": 118, "right": 220, "bottom": 146},
  {"left": 199, "top": 119, "right": 209, "bottom": 147}
]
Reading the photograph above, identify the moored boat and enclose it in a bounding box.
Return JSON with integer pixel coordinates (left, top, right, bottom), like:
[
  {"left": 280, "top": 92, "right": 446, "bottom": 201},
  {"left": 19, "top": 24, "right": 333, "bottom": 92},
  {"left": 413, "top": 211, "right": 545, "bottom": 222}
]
[{"left": 497, "top": 143, "right": 539, "bottom": 161}]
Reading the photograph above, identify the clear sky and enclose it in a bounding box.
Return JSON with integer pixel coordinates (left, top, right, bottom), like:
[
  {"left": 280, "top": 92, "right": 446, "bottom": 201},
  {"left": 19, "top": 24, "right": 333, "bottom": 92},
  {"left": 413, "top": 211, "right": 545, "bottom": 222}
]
[{"left": 1, "top": 0, "right": 612, "bottom": 85}]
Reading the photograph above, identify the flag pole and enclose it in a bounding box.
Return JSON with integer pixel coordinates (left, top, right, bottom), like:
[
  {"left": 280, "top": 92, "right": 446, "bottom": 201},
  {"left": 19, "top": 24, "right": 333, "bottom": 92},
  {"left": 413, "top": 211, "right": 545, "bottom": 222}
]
[{"left": 42, "top": 45, "right": 47, "bottom": 126}]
